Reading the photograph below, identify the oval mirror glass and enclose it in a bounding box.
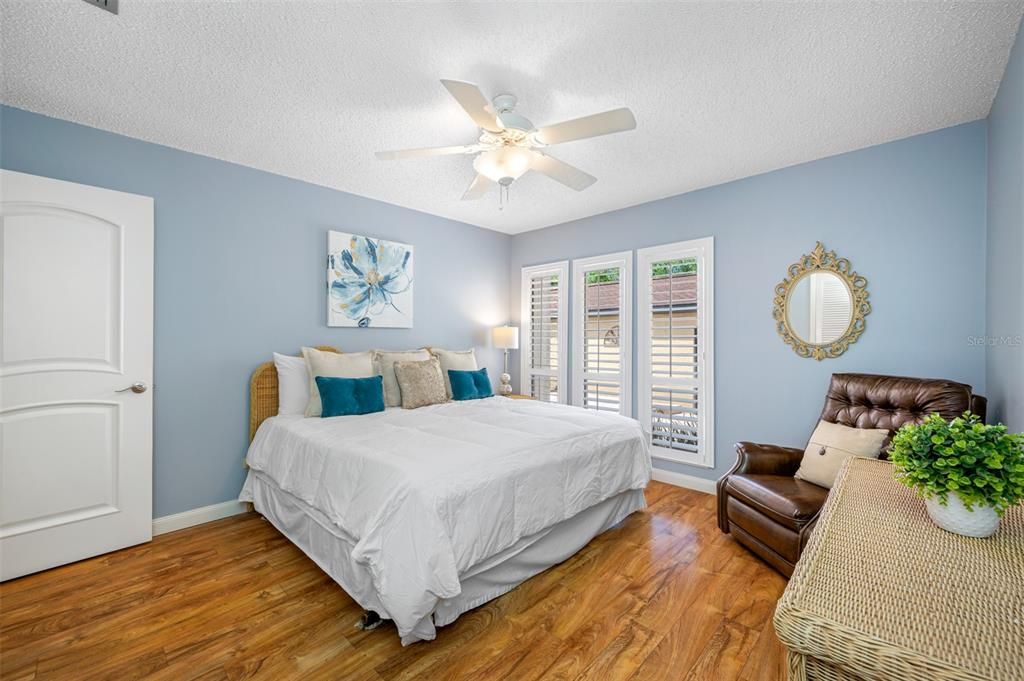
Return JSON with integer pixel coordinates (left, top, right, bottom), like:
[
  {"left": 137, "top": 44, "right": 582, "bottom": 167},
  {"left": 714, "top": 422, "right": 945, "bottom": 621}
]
[{"left": 785, "top": 271, "right": 853, "bottom": 345}]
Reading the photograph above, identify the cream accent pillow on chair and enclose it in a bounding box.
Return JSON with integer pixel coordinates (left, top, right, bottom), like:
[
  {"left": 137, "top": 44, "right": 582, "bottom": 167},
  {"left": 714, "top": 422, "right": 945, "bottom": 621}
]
[
  {"left": 429, "top": 348, "right": 478, "bottom": 398},
  {"left": 394, "top": 357, "right": 448, "bottom": 409},
  {"left": 373, "top": 349, "right": 431, "bottom": 408},
  {"left": 302, "top": 347, "right": 376, "bottom": 417},
  {"left": 795, "top": 420, "right": 889, "bottom": 489}
]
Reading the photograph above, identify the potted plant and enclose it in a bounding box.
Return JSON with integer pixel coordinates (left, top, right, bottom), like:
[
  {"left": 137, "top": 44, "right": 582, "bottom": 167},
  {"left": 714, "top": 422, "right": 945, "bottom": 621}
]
[{"left": 889, "top": 412, "right": 1024, "bottom": 537}]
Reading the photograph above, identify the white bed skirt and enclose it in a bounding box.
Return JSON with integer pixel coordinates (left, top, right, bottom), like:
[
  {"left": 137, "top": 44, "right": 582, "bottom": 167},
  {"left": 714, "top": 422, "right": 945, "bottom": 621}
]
[{"left": 242, "top": 471, "right": 646, "bottom": 644}]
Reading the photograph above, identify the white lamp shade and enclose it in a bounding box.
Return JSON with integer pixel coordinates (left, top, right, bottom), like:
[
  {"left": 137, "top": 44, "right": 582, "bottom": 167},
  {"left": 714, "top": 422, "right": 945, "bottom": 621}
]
[
  {"left": 492, "top": 325, "right": 520, "bottom": 350},
  {"left": 473, "top": 148, "right": 532, "bottom": 183}
]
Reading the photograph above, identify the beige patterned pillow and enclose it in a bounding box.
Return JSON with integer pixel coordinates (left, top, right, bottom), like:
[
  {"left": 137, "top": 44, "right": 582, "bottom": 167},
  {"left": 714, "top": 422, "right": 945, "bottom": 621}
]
[
  {"left": 394, "top": 357, "right": 447, "bottom": 409},
  {"left": 373, "top": 349, "right": 431, "bottom": 408}
]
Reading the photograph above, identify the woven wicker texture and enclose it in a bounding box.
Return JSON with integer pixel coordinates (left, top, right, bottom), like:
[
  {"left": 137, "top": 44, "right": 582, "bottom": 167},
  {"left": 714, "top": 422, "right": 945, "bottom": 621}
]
[
  {"left": 787, "top": 652, "right": 868, "bottom": 681},
  {"left": 248, "top": 346, "right": 339, "bottom": 443},
  {"left": 775, "top": 458, "right": 1023, "bottom": 681}
]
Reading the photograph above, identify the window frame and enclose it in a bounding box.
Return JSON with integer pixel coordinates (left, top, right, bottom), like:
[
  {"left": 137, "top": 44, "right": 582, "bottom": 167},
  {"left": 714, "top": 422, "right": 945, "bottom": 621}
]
[
  {"left": 571, "top": 251, "right": 633, "bottom": 416},
  {"left": 520, "top": 260, "right": 569, "bottom": 404},
  {"left": 636, "top": 237, "right": 715, "bottom": 468}
]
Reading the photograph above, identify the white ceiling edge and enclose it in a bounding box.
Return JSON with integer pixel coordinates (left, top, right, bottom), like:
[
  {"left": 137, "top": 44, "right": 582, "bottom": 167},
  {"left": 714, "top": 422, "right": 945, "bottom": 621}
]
[
  {"left": 514, "top": 113, "right": 994, "bottom": 236},
  {"left": 2, "top": 1, "right": 1021, "bottom": 235},
  {"left": 0, "top": 99, "right": 997, "bottom": 238},
  {"left": 0, "top": 98, "right": 507, "bottom": 236}
]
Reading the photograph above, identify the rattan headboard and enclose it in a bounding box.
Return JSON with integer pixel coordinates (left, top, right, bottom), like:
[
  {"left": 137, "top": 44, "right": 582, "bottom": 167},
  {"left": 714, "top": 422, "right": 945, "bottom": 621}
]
[{"left": 249, "top": 346, "right": 340, "bottom": 442}]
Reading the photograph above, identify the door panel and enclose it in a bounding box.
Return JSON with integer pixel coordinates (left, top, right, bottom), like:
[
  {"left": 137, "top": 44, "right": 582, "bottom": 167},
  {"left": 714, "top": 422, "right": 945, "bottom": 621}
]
[
  {"left": 1, "top": 402, "right": 120, "bottom": 534},
  {"left": 0, "top": 170, "right": 153, "bottom": 581},
  {"left": 2, "top": 208, "right": 122, "bottom": 375}
]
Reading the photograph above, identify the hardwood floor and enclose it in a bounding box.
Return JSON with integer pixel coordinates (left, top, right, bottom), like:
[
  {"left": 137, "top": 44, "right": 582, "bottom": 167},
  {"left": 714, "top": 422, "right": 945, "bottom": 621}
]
[{"left": 0, "top": 482, "right": 788, "bottom": 680}]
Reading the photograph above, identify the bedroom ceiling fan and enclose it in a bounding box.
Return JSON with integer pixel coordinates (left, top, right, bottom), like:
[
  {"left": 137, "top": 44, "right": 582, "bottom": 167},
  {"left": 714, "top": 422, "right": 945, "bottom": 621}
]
[{"left": 375, "top": 80, "right": 637, "bottom": 202}]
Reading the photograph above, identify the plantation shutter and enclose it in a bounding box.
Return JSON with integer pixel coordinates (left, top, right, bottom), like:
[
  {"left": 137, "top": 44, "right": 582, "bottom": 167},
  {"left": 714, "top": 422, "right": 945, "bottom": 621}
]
[
  {"left": 638, "top": 238, "right": 714, "bottom": 467},
  {"left": 572, "top": 252, "right": 632, "bottom": 415},
  {"left": 521, "top": 262, "right": 568, "bottom": 403},
  {"left": 810, "top": 273, "right": 852, "bottom": 343}
]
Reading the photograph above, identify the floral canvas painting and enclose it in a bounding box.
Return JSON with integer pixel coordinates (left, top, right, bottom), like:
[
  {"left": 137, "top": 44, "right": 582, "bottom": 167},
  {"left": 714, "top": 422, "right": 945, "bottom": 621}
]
[{"left": 327, "top": 231, "right": 414, "bottom": 328}]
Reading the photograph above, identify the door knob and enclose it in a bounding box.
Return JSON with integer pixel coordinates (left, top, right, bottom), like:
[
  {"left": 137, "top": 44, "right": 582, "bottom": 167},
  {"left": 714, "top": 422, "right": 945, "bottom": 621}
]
[{"left": 116, "top": 382, "right": 148, "bottom": 394}]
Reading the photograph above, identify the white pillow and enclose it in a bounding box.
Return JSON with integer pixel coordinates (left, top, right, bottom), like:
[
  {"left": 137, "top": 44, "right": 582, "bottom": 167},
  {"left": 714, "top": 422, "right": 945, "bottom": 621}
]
[
  {"left": 301, "top": 347, "right": 376, "bottom": 417},
  {"left": 795, "top": 420, "right": 888, "bottom": 488},
  {"left": 273, "top": 353, "right": 309, "bottom": 416},
  {"left": 429, "top": 348, "right": 478, "bottom": 398},
  {"left": 373, "top": 349, "right": 431, "bottom": 408}
]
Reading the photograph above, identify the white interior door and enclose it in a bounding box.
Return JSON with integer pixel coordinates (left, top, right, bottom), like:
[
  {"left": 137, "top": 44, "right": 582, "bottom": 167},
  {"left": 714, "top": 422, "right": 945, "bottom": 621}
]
[{"left": 0, "top": 170, "right": 154, "bottom": 581}]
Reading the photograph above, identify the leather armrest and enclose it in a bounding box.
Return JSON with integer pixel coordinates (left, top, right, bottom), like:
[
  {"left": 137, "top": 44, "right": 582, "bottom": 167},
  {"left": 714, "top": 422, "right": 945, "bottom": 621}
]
[
  {"left": 731, "top": 442, "right": 805, "bottom": 477},
  {"left": 971, "top": 395, "right": 988, "bottom": 423},
  {"left": 716, "top": 442, "right": 804, "bottom": 533}
]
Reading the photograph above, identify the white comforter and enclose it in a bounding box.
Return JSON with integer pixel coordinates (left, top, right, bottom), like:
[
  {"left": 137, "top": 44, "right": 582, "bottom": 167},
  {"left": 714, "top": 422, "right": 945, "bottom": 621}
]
[{"left": 241, "top": 397, "right": 650, "bottom": 642}]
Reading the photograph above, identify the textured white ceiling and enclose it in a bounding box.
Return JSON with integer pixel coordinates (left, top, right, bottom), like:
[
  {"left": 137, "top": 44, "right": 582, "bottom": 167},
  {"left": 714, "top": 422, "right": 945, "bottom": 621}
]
[{"left": 2, "top": 1, "right": 1022, "bottom": 234}]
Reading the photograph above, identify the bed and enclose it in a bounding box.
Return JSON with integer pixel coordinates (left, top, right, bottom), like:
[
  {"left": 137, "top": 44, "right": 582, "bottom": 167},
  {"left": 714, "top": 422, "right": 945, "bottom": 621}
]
[{"left": 239, "top": 348, "right": 652, "bottom": 644}]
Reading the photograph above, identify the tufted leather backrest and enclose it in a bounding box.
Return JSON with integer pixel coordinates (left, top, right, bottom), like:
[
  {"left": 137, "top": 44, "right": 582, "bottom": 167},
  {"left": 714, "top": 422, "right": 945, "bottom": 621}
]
[{"left": 819, "top": 373, "right": 981, "bottom": 457}]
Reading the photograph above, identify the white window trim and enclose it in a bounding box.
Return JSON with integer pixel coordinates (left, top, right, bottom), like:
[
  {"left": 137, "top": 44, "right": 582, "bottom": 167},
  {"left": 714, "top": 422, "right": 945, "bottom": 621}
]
[
  {"left": 571, "top": 251, "right": 633, "bottom": 416},
  {"left": 636, "top": 237, "right": 715, "bottom": 468},
  {"left": 520, "top": 260, "right": 569, "bottom": 404}
]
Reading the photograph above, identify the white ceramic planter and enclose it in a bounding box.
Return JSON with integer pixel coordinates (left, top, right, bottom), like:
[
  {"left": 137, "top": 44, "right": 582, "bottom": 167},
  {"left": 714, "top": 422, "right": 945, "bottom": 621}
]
[{"left": 925, "top": 493, "right": 1000, "bottom": 538}]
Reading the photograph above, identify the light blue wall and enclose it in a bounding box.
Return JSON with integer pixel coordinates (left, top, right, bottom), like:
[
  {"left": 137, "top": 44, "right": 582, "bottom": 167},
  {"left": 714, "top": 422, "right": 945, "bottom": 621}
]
[
  {"left": 0, "top": 105, "right": 511, "bottom": 517},
  {"left": 510, "top": 121, "right": 989, "bottom": 481},
  {"left": 987, "top": 23, "right": 1024, "bottom": 432},
  {"left": 0, "top": 103, "right": 997, "bottom": 505}
]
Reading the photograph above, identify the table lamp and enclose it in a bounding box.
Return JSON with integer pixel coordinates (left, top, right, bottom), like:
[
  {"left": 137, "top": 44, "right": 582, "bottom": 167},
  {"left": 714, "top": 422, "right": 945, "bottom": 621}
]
[{"left": 492, "top": 325, "right": 519, "bottom": 395}]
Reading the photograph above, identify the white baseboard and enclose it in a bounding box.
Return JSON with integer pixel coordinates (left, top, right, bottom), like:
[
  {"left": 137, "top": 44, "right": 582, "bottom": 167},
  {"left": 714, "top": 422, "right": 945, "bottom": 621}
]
[
  {"left": 652, "top": 468, "right": 717, "bottom": 495},
  {"left": 152, "top": 499, "right": 249, "bottom": 536}
]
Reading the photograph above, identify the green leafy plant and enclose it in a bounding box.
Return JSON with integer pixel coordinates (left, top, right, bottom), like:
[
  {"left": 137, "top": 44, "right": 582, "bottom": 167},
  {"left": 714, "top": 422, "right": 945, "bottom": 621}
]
[{"left": 889, "top": 412, "right": 1024, "bottom": 516}]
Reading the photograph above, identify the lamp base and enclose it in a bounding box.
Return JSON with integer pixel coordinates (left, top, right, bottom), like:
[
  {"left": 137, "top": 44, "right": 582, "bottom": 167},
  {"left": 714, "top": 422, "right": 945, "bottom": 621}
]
[{"left": 499, "top": 372, "right": 512, "bottom": 395}]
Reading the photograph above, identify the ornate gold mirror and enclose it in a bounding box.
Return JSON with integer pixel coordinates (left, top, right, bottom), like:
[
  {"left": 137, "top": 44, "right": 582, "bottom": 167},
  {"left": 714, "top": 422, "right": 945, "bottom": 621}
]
[{"left": 773, "top": 242, "right": 870, "bottom": 360}]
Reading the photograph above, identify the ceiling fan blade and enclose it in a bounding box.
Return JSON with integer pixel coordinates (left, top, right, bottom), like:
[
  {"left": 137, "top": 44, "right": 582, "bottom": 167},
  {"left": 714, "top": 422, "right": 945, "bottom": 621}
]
[
  {"left": 461, "top": 174, "right": 493, "bottom": 200},
  {"left": 375, "top": 144, "right": 477, "bottom": 161},
  {"left": 440, "top": 79, "right": 503, "bottom": 133},
  {"left": 529, "top": 152, "right": 597, "bottom": 191},
  {"left": 534, "top": 108, "right": 637, "bottom": 146}
]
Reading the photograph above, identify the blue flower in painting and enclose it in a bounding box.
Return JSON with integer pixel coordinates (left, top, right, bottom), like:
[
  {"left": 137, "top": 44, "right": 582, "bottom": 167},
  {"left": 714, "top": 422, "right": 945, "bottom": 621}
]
[{"left": 329, "top": 236, "right": 412, "bottom": 325}]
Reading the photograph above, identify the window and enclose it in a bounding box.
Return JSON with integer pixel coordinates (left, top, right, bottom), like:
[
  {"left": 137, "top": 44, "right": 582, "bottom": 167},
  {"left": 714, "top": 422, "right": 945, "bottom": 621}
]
[
  {"left": 637, "top": 238, "right": 714, "bottom": 467},
  {"left": 521, "top": 261, "right": 568, "bottom": 403},
  {"left": 572, "top": 252, "right": 632, "bottom": 416}
]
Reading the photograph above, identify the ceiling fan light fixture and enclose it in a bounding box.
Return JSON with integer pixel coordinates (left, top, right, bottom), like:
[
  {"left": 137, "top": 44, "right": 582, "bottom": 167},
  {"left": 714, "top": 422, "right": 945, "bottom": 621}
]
[
  {"left": 473, "top": 146, "right": 532, "bottom": 184},
  {"left": 376, "top": 79, "right": 636, "bottom": 200}
]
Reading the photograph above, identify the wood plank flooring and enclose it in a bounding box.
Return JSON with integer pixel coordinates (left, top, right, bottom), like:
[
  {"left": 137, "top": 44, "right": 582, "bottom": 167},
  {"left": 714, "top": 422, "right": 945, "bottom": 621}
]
[{"left": 0, "top": 482, "right": 788, "bottom": 680}]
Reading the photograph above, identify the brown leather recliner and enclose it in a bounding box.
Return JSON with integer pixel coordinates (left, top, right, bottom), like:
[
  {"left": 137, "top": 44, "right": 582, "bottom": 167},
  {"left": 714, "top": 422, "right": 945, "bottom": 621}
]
[{"left": 716, "top": 373, "right": 987, "bottom": 577}]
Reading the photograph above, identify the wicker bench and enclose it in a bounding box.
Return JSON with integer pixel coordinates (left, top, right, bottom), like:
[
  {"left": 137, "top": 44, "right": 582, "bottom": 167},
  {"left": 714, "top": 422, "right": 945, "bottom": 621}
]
[{"left": 774, "top": 458, "right": 1023, "bottom": 681}]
